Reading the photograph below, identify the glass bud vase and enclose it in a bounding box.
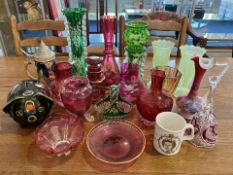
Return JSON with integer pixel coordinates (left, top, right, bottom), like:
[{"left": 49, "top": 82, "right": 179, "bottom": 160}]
[
  {"left": 136, "top": 69, "right": 173, "bottom": 126},
  {"left": 119, "top": 63, "right": 144, "bottom": 103},
  {"left": 63, "top": 8, "right": 87, "bottom": 76},
  {"left": 176, "top": 56, "right": 214, "bottom": 122},
  {"left": 152, "top": 40, "right": 175, "bottom": 67},
  {"left": 174, "top": 45, "right": 206, "bottom": 97},
  {"left": 50, "top": 62, "right": 72, "bottom": 108},
  {"left": 101, "top": 16, "right": 120, "bottom": 87}
]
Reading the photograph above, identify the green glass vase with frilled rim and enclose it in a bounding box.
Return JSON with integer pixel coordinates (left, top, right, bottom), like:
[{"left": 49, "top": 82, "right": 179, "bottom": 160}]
[{"left": 63, "top": 8, "right": 87, "bottom": 76}]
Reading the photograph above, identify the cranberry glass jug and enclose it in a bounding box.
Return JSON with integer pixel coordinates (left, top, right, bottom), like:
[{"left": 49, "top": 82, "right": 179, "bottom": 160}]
[{"left": 136, "top": 69, "right": 173, "bottom": 126}]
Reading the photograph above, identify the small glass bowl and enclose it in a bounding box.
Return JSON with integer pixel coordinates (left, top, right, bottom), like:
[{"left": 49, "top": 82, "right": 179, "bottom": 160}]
[
  {"left": 35, "top": 113, "right": 84, "bottom": 157},
  {"left": 86, "top": 120, "right": 146, "bottom": 164}
]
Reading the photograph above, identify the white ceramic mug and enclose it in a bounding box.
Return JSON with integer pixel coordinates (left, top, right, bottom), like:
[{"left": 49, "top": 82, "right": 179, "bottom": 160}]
[{"left": 154, "top": 112, "right": 194, "bottom": 156}]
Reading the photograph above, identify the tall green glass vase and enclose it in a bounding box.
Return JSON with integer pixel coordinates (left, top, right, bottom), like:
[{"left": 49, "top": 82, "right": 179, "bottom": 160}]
[
  {"left": 124, "top": 21, "right": 149, "bottom": 78},
  {"left": 63, "top": 8, "right": 87, "bottom": 76}
]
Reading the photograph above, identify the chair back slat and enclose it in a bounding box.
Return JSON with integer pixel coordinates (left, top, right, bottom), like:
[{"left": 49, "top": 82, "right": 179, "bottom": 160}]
[
  {"left": 17, "top": 20, "right": 65, "bottom": 31},
  {"left": 20, "top": 36, "right": 68, "bottom": 47}
]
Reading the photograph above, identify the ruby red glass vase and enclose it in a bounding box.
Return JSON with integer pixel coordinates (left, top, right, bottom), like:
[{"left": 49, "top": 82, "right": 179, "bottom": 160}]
[
  {"left": 50, "top": 62, "right": 72, "bottom": 108},
  {"left": 136, "top": 69, "right": 173, "bottom": 126},
  {"left": 101, "top": 16, "right": 120, "bottom": 87},
  {"left": 176, "top": 56, "right": 214, "bottom": 122}
]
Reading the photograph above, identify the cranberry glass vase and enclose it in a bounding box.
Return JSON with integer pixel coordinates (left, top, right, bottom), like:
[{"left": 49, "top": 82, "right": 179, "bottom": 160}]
[
  {"left": 119, "top": 63, "right": 143, "bottom": 103},
  {"left": 136, "top": 69, "right": 173, "bottom": 126},
  {"left": 61, "top": 76, "right": 92, "bottom": 118},
  {"left": 50, "top": 62, "right": 72, "bottom": 107},
  {"left": 101, "top": 16, "right": 120, "bottom": 86},
  {"left": 176, "top": 56, "right": 214, "bottom": 122}
]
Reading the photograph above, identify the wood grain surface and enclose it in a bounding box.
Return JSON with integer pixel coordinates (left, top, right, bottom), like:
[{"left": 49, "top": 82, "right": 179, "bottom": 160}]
[{"left": 0, "top": 56, "right": 233, "bottom": 175}]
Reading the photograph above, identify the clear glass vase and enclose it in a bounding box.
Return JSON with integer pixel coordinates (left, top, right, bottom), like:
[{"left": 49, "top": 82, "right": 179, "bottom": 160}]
[
  {"left": 174, "top": 45, "right": 206, "bottom": 97},
  {"left": 63, "top": 8, "right": 87, "bottom": 76},
  {"left": 152, "top": 40, "right": 175, "bottom": 68}
]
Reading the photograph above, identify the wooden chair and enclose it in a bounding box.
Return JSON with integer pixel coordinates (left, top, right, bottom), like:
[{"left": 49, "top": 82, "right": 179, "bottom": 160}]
[
  {"left": 119, "top": 11, "right": 207, "bottom": 58},
  {"left": 10, "top": 15, "right": 117, "bottom": 56}
]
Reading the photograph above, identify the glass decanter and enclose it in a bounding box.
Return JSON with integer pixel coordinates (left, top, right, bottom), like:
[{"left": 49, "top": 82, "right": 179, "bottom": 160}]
[
  {"left": 61, "top": 76, "right": 93, "bottom": 121},
  {"left": 136, "top": 69, "right": 173, "bottom": 126},
  {"left": 101, "top": 16, "right": 120, "bottom": 87},
  {"left": 119, "top": 63, "right": 144, "bottom": 103},
  {"left": 176, "top": 56, "right": 215, "bottom": 122},
  {"left": 189, "top": 62, "right": 229, "bottom": 148},
  {"left": 86, "top": 56, "right": 105, "bottom": 103},
  {"left": 50, "top": 62, "right": 72, "bottom": 107}
]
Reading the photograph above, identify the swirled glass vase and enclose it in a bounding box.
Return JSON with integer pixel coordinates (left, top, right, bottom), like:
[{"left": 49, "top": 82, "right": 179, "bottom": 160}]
[{"left": 63, "top": 8, "right": 87, "bottom": 76}]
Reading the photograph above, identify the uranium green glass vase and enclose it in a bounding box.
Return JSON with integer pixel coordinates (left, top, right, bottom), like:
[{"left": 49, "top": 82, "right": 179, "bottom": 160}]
[
  {"left": 174, "top": 45, "right": 206, "bottom": 97},
  {"left": 152, "top": 40, "right": 175, "bottom": 67},
  {"left": 63, "top": 8, "right": 87, "bottom": 76}
]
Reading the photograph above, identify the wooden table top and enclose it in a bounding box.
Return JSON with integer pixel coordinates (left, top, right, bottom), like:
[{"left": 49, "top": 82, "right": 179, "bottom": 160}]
[{"left": 0, "top": 56, "right": 233, "bottom": 175}]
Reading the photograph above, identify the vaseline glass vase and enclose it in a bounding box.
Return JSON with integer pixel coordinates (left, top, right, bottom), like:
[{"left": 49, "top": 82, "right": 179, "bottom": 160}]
[
  {"left": 152, "top": 40, "right": 175, "bottom": 67},
  {"left": 174, "top": 45, "right": 206, "bottom": 97}
]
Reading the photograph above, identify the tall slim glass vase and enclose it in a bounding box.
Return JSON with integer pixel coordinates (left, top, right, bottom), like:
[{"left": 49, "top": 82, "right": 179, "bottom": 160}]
[{"left": 63, "top": 8, "right": 87, "bottom": 76}]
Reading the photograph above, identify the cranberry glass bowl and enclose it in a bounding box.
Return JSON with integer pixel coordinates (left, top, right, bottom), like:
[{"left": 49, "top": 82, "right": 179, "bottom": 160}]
[
  {"left": 86, "top": 120, "right": 146, "bottom": 164},
  {"left": 35, "top": 113, "right": 84, "bottom": 157}
]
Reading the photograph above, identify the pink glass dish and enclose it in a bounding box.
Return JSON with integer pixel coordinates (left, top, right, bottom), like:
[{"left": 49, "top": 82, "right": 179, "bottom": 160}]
[
  {"left": 35, "top": 113, "right": 84, "bottom": 156},
  {"left": 86, "top": 120, "right": 146, "bottom": 164}
]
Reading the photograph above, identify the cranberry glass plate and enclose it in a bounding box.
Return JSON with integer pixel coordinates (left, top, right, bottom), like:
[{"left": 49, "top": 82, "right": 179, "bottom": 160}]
[
  {"left": 35, "top": 113, "right": 84, "bottom": 157},
  {"left": 86, "top": 120, "right": 146, "bottom": 164}
]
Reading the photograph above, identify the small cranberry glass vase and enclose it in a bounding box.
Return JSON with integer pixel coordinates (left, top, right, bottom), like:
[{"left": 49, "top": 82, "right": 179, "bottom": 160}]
[
  {"left": 61, "top": 76, "right": 92, "bottom": 119},
  {"left": 50, "top": 62, "right": 72, "bottom": 107},
  {"left": 101, "top": 16, "right": 120, "bottom": 87},
  {"left": 136, "top": 69, "right": 173, "bottom": 126},
  {"left": 119, "top": 63, "right": 143, "bottom": 103},
  {"left": 86, "top": 56, "right": 105, "bottom": 103},
  {"left": 176, "top": 56, "right": 214, "bottom": 122}
]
